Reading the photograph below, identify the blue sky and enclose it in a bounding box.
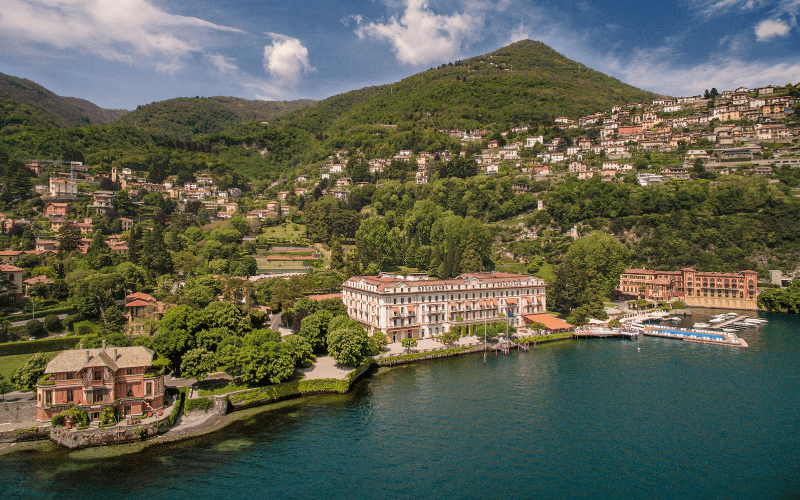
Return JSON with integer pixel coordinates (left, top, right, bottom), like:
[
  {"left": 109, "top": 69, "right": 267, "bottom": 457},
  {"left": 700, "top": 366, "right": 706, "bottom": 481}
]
[{"left": 1, "top": 0, "right": 799, "bottom": 110}]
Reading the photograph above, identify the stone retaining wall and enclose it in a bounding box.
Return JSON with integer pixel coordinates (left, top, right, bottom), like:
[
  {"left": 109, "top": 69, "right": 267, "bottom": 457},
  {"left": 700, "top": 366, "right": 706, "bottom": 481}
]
[
  {"left": 0, "top": 400, "right": 37, "bottom": 424},
  {"left": 0, "top": 426, "right": 50, "bottom": 443},
  {"left": 49, "top": 415, "right": 173, "bottom": 450}
]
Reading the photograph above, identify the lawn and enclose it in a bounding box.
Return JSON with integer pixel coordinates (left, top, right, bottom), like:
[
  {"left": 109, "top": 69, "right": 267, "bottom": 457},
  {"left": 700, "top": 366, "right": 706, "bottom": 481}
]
[
  {"left": 198, "top": 381, "right": 252, "bottom": 397},
  {"left": 0, "top": 351, "right": 59, "bottom": 383},
  {"left": 261, "top": 223, "right": 307, "bottom": 241}
]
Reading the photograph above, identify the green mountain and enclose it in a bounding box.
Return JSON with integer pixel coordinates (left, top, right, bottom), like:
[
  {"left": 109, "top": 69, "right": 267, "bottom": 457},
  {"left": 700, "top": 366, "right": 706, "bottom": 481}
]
[
  {"left": 270, "top": 40, "right": 661, "bottom": 134},
  {"left": 62, "top": 96, "right": 129, "bottom": 125},
  {"left": 115, "top": 96, "right": 317, "bottom": 139},
  {"left": 0, "top": 72, "right": 128, "bottom": 134}
]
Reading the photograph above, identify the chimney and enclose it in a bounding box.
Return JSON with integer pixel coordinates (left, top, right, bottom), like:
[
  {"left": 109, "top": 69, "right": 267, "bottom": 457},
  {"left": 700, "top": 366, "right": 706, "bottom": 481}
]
[
  {"left": 112, "top": 348, "right": 117, "bottom": 360},
  {"left": 85, "top": 350, "right": 89, "bottom": 363},
  {"left": 79, "top": 343, "right": 84, "bottom": 350},
  {"left": 102, "top": 339, "right": 106, "bottom": 349}
]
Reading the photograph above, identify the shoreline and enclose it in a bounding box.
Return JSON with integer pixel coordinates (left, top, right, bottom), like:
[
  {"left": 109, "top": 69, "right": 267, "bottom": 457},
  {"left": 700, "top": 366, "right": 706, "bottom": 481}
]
[{"left": 0, "top": 334, "right": 575, "bottom": 456}]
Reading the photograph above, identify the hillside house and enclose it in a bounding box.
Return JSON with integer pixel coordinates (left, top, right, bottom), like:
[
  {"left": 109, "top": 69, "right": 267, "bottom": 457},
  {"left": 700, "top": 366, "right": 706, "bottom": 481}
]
[{"left": 44, "top": 202, "right": 69, "bottom": 219}]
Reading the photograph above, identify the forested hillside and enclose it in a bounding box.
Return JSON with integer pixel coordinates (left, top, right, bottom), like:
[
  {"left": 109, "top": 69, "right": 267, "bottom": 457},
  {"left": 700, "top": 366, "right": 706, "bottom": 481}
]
[
  {"left": 0, "top": 72, "right": 127, "bottom": 134},
  {"left": 115, "top": 96, "right": 316, "bottom": 139}
]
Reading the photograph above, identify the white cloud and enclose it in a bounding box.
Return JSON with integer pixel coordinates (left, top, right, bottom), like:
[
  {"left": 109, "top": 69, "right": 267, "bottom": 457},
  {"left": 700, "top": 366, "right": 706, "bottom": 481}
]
[
  {"left": 609, "top": 52, "right": 800, "bottom": 96},
  {"left": 262, "top": 33, "right": 315, "bottom": 89},
  {"left": 354, "top": 0, "right": 483, "bottom": 65},
  {"left": 508, "top": 24, "right": 531, "bottom": 45},
  {"left": 0, "top": 0, "right": 242, "bottom": 72},
  {"left": 205, "top": 54, "right": 239, "bottom": 74},
  {"left": 754, "top": 19, "right": 792, "bottom": 40},
  {"left": 690, "top": 0, "right": 763, "bottom": 17}
]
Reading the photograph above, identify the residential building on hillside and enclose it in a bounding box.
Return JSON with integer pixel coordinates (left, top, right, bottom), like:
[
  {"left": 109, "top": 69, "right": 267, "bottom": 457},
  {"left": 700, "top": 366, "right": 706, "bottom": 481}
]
[
  {"left": 342, "top": 272, "right": 546, "bottom": 342},
  {"left": 616, "top": 268, "right": 758, "bottom": 310},
  {"left": 35, "top": 341, "right": 165, "bottom": 422},
  {"left": 49, "top": 178, "right": 77, "bottom": 197}
]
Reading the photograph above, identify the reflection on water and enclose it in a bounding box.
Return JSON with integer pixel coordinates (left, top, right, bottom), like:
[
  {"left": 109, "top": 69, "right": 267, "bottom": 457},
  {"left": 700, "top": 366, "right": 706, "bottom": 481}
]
[{"left": 1, "top": 312, "right": 798, "bottom": 500}]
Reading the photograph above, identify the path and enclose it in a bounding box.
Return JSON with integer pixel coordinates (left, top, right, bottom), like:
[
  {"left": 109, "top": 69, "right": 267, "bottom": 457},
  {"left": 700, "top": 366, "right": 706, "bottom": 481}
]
[
  {"left": 9, "top": 314, "right": 68, "bottom": 328},
  {"left": 297, "top": 355, "right": 352, "bottom": 380}
]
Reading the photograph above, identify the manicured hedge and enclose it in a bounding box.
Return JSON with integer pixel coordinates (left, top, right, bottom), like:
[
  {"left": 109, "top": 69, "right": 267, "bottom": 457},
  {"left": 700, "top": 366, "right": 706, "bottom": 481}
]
[
  {"left": 516, "top": 332, "right": 574, "bottom": 344},
  {"left": 378, "top": 346, "right": 474, "bottom": 365},
  {"left": 0, "top": 336, "right": 82, "bottom": 357},
  {"left": 184, "top": 397, "right": 214, "bottom": 413},
  {"left": 6, "top": 307, "right": 77, "bottom": 323},
  {"left": 167, "top": 388, "right": 187, "bottom": 427},
  {"left": 228, "top": 361, "right": 372, "bottom": 408}
]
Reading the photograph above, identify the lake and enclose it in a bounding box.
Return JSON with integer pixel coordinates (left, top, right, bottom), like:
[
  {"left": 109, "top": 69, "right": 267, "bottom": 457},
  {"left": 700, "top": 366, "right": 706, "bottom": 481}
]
[{"left": 2, "top": 310, "right": 798, "bottom": 499}]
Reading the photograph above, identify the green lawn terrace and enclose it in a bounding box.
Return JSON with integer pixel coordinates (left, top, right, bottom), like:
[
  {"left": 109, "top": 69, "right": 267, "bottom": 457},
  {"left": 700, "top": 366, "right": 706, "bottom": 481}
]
[{"left": 255, "top": 245, "right": 322, "bottom": 275}]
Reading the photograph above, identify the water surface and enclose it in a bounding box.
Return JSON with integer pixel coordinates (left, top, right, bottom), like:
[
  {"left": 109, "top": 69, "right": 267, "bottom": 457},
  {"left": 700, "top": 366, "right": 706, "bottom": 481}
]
[{"left": 3, "top": 311, "right": 798, "bottom": 499}]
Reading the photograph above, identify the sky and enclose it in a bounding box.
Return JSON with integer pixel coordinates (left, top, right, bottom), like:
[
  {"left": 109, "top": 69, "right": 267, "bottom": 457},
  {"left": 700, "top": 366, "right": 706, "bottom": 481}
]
[{"left": 1, "top": 0, "right": 799, "bottom": 110}]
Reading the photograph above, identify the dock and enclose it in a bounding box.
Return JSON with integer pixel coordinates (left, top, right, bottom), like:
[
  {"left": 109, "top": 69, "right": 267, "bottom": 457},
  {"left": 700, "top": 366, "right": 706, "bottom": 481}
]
[
  {"left": 708, "top": 315, "right": 748, "bottom": 329},
  {"left": 642, "top": 325, "right": 747, "bottom": 347},
  {"left": 574, "top": 329, "right": 639, "bottom": 340}
]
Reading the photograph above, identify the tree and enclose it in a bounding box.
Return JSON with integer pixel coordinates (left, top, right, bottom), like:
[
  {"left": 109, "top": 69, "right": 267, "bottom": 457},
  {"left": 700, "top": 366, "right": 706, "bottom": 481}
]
[
  {"left": 327, "top": 325, "right": 371, "bottom": 366},
  {"left": 0, "top": 372, "right": 9, "bottom": 400},
  {"left": 58, "top": 221, "right": 82, "bottom": 255},
  {"left": 368, "top": 331, "right": 388, "bottom": 355},
  {"left": 143, "top": 223, "right": 173, "bottom": 275},
  {"left": 11, "top": 352, "right": 49, "bottom": 390},
  {"left": 439, "top": 329, "right": 460, "bottom": 346},
  {"left": 550, "top": 232, "right": 629, "bottom": 317},
  {"left": 70, "top": 272, "right": 124, "bottom": 324},
  {"left": 26, "top": 319, "right": 46, "bottom": 339},
  {"left": 460, "top": 236, "right": 484, "bottom": 273},
  {"left": 179, "top": 348, "right": 218, "bottom": 381},
  {"left": 112, "top": 190, "right": 135, "bottom": 216},
  {"left": 238, "top": 342, "right": 295, "bottom": 385},
  {"left": 329, "top": 237, "right": 345, "bottom": 271},
  {"left": 401, "top": 337, "right": 417, "bottom": 353},
  {"left": 355, "top": 217, "right": 395, "bottom": 271},
  {"left": 526, "top": 255, "right": 543, "bottom": 275},
  {"left": 86, "top": 230, "right": 113, "bottom": 268},
  {"left": 44, "top": 314, "right": 62, "bottom": 332},
  {"left": 152, "top": 305, "right": 203, "bottom": 373},
  {"left": 298, "top": 310, "right": 334, "bottom": 353}
]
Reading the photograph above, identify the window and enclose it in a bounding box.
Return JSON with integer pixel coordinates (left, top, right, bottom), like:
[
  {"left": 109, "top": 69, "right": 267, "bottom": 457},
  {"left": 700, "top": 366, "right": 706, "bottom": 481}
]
[
  {"left": 66, "top": 390, "right": 73, "bottom": 403},
  {"left": 94, "top": 370, "right": 102, "bottom": 381},
  {"left": 126, "top": 384, "right": 134, "bottom": 397},
  {"left": 93, "top": 390, "right": 104, "bottom": 403},
  {"left": 45, "top": 391, "right": 52, "bottom": 406},
  {"left": 126, "top": 368, "right": 133, "bottom": 376}
]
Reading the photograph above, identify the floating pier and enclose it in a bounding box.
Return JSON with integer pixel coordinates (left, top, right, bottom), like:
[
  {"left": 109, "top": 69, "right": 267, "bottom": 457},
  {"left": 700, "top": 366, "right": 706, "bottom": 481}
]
[
  {"left": 573, "top": 328, "right": 639, "bottom": 340},
  {"left": 643, "top": 325, "right": 747, "bottom": 347}
]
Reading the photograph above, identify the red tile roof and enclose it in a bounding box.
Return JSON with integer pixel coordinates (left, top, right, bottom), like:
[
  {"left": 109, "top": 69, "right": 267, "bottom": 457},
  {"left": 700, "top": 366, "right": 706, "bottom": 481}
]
[{"left": 523, "top": 314, "right": 574, "bottom": 330}]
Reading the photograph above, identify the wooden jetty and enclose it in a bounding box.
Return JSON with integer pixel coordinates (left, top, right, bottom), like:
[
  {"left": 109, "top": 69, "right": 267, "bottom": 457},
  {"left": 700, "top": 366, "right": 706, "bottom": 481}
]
[
  {"left": 573, "top": 329, "right": 639, "bottom": 340},
  {"left": 708, "top": 315, "right": 748, "bottom": 330}
]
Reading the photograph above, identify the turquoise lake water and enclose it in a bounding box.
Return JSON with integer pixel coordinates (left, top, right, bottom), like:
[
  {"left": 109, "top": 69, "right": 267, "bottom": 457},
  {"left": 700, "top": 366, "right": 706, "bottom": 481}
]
[{"left": 2, "top": 311, "right": 799, "bottom": 499}]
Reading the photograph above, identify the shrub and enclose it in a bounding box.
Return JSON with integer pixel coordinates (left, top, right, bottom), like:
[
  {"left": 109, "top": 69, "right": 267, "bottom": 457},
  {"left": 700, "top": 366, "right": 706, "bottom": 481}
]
[
  {"left": 0, "top": 337, "right": 81, "bottom": 357},
  {"left": 671, "top": 301, "right": 686, "bottom": 309},
  {"left": 26, "top": 320, "right": 46, "bottom": 339},
  {"left": 61, "top": 407, "right": 89, "bottom": 427},
  {"left": 185, "top": 397, "right": 214, "bottom": 413},
  {"left": 44, "top": 314, "right": 62, "bottom": 332},
  {"left": 51, "top": 414, "right": 66, "bottom": 427},
  {"left": 64, "top": 313, "right": 85, "bottom": 332}
]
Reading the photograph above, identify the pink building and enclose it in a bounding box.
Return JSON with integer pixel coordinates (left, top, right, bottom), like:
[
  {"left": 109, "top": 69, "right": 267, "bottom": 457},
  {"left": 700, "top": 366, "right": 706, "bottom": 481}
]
[{"left": 36, "top": 342, "right": 165, "bottom": 422}]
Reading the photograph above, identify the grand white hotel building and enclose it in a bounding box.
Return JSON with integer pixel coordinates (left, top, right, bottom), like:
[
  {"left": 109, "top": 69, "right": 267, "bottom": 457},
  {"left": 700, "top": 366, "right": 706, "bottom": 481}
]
[{"left": 342, "top": 272, "right": 546, "bottom": 342}]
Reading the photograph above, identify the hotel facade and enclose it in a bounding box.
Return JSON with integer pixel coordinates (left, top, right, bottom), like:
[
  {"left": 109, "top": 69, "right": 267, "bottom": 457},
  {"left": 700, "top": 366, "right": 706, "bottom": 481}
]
[
  {"left": 616, "top": 268, "right": 758, "bottom": 310},
  {"left": 342, "top": 272, "right": 546, "bottom": 342}
]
